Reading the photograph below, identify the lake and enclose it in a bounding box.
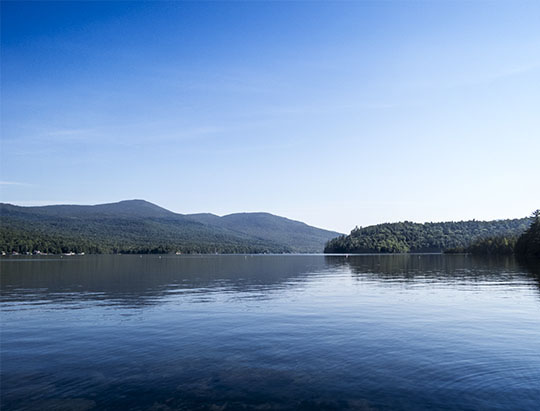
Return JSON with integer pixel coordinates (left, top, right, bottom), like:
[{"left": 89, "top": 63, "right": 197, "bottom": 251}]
[{"left": 1, "top": 254, "right": 539, "bottom": 410}]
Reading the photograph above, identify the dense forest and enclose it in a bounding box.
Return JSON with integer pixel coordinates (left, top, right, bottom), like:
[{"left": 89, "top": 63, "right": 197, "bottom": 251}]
[
  {"left": 324, "top": 218, "right": 531, "bottom": 254},
  {"left": 3, "top": 200, "right": 538, "bottom": 256},
  {"left": 444, "top": 210, "right": 540, "bottom": 256},
  {"left": 0, "top": 200, "right": 338, "bottom": 255},
  {"left": 515, "top": 210, "right": 540, "bottom": 257},
  {"left": 445, "top": 236, "right": 518, "bottom": 255},
  {"left": 0, "top": 225, "right": 286, "bottom": 255}
]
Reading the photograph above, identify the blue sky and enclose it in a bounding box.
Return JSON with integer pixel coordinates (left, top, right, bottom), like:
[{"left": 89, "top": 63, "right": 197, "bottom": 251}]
[{"left": 1, "top": 1, "right": 539, "bottom": 233}]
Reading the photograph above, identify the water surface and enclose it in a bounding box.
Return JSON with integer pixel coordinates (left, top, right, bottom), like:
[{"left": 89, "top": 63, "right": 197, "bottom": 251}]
[{"left": 1, "top": 254, "right": 539, "bottom": 410}]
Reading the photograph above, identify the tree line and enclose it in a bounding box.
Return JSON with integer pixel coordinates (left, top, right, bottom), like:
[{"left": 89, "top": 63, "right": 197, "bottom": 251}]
[
  {"left": 445, "top": 210, "right": 540, "bottom": 257},
  {"left": 0, "top": 223, "right": 289, "bottom": 255},
  {"left": 324, "top": 218, "right": 532, "bottom": 254}
]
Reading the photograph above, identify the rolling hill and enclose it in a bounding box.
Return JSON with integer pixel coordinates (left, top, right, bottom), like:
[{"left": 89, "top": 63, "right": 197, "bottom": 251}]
[
  {"left": 324, "top": 218, "right": 531, "bottom": 254},
  {"left": 0, "top": 200, "right": 340, "bottom": 254}
]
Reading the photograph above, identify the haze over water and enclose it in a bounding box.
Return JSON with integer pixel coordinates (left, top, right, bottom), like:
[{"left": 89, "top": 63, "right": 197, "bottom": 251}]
[{"left": 1, "top": 254, "right": 539, "bottom": 410}]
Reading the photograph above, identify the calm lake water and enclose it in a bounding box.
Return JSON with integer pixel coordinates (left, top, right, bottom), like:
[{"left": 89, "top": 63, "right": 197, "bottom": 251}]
[{"left": 1, "top": 254, "right": 539, "bottom": 410}]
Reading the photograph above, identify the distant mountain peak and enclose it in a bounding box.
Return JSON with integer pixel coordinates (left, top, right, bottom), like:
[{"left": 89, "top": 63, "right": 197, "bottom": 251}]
[
  {"left": 117, "top": 199, "right": 150, "bottom": 204},
  {"left": 0, "top": 199, "right": 177, "bottom": 219},
  {"left": 100, "top": 199, "right": 159, "bottom": 206},
  {"left": 90, "top": 199, "right": 177, "bottom": 217}
]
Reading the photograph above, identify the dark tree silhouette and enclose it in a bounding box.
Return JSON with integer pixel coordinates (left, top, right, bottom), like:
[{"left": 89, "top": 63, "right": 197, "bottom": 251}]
[{"left": 515, "top": 210, "right": 540, "bottom": 257}]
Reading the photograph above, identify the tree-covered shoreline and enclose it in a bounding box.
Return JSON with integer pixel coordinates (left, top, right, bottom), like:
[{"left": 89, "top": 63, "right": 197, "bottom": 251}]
[
  {"left": 0, "top": 226, "right": 287, "bottom": 255},
  {"left": 515, "top": 210, "right": 540, "bottom": 257},
  {"left": 0, "top": 200, "right": 338, "bottom": 255},
  {"left": 324, "top": 218, "right": 531, "bottom": 254},
  {"left": 444, "top": 236, "right": 518, "bottom": 255},
  {"left": 444, "top": 210, "right": 540, "bottom": 257},
  {"left": 3, "top": 200, "right": 538, "bottom": 257}
]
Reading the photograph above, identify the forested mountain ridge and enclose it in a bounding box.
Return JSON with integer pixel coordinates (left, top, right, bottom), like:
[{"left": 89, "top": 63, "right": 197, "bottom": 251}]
[
  {"left": 0, "top": 199, "right": 176, "bottom": 218},
  {"left": 324, "top": 218, "right": 531, "bottom": 254},
  {"left": 0, "top": 200, "right": 340, "bottom": 254},
  {"left": 186, "top": 212, "right": 337, "bottom": 252}
]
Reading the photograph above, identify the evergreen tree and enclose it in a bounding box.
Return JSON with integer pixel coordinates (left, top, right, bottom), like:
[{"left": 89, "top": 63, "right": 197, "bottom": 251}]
[{"left": 515, "top": 210, "right": 540, "bottom": 257}]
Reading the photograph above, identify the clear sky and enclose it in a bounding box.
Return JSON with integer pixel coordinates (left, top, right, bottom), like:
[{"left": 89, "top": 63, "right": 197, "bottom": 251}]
[{"left": 1, "top": 1, "right": 539, "bottom": 233}]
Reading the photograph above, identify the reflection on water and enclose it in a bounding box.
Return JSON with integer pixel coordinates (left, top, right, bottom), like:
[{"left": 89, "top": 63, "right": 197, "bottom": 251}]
[
  {"left": 1, "top": 255, "right": 341, "bottom": 308},
  {"left": 1, "top": 254, "right": 540, "bottom": 410},
  {"left": 341, "top": 254, "right": 540, "bottom": 294}
]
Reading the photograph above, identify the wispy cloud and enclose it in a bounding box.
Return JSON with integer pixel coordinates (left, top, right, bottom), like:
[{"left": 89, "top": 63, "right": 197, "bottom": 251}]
[
  {"left": 410, "top": 61, "right": 540, "bottom": 92},
  {"left": 442, "top": 62, "right": 540, "bottom": 90},
  {"left": 0, "top": 181, "right": 31, "bottom": 186},
  {"left": 3, "top": 200, "right": 79, "bottom": 206},
  {"left": 262, "top": 102, "right": 396, "bottom": 116},
  {"left": 45, "top": 128, "right": 94, "bottom": 137},
  {"left": 42, "top": 128, "right": 100, "bottom": 142},
  {"left": 152, "top": 67, "right": 282, "bottom": 95}
]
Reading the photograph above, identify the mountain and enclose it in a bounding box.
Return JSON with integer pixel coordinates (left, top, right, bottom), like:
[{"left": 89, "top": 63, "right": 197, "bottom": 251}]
[
  {"left": 186, "top": 212, "right": 338, "bottom": 253},
  {"left": 324, "top": 218, "right": 531, "bottom": 254},
  {"left": 1, "top": 199, "right": 176, "bottom": 219},
  {"left": 0, "top": 200, "right": 340, "bottom": 254}
]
